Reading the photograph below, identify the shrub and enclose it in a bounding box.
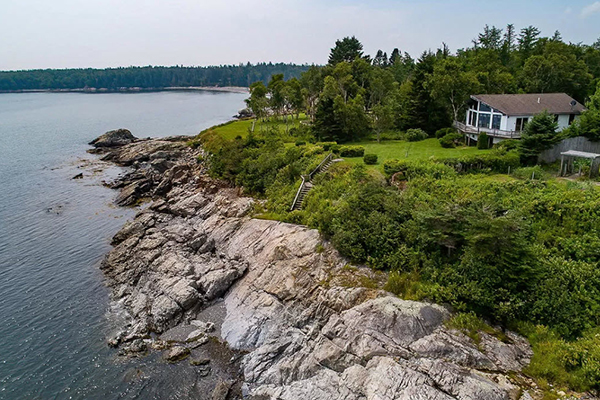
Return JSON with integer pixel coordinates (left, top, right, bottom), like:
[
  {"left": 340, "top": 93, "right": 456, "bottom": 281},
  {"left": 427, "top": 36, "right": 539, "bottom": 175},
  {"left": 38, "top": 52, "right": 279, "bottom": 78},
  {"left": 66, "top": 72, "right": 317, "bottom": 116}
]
[
  {"left": 439, "top": 151, "right": 520, "bottom": 174},
  {"left": 522, "top": 324, "right": 600, "bottom": 391},
  {"left": 339, "top": 145, "right": 366, "bottom": 157},
  {"left": 477, "top": 132, "right": 490, "bottom": 149},
  {"left": 439, "top": 132, "right": 463, "bottom": 148},
  {"left": 363, "top": 153, "right": 378, "bottom": 165},
  {"left": 494, "top": 139, "right": 519, "bottom": 152},
  {"left": 435, "top": 127, "right": 457, "bottom": 139},
  {"left": 383, "top": 159, "right": 456, "bottom": 179},
  {"left": 405, "top": 128, "right": 429, "bottom": 142},
  {"left": 439, "top": 136, "right": 455, "bottom": 148},
  {"left": 316, "top": 141, "right": 338, "bottom": 151},
  {"left": 513, "top": 166, "right": 548, "bottom": 180},
  {"left": 295, "top": 140, "right": 306, "bottom": 146}
]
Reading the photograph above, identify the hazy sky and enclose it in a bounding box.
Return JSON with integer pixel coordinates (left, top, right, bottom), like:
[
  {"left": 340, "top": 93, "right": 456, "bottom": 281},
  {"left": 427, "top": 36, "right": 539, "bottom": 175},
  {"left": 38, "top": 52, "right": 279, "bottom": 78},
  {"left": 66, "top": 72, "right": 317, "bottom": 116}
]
[{"left": 1, "top": 0, "right": 599, "bottom": 70}]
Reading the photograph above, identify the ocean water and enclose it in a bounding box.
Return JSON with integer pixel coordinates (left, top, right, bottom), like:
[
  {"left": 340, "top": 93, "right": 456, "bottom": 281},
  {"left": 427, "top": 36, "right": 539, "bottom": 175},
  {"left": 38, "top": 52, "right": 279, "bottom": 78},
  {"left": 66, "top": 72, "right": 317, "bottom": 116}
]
[{"left": 0, "top": 91, "right": 247, "bottom": 399}]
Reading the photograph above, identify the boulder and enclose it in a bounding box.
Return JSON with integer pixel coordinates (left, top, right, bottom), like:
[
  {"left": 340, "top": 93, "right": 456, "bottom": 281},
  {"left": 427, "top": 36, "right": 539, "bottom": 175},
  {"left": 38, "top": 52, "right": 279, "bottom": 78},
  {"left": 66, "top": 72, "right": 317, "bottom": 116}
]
[{"left": 89, "top": 129, "right": 136, "bottom": 148}]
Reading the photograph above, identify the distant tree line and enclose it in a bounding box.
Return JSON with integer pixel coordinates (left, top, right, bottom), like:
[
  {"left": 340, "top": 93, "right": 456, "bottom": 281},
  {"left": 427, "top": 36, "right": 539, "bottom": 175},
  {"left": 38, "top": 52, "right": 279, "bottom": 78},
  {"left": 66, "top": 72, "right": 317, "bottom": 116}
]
[
  {"left": 0, "top": 63, "right": 311, "bottom": 91},
  {"left": 246, "top": 29, "right": 600, "bottom": 143}
]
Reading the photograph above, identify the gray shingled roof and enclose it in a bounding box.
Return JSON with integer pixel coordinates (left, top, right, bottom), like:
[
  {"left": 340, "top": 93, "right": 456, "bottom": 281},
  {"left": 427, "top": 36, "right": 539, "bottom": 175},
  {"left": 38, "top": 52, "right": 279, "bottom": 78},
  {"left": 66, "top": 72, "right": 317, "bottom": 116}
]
[{"left": 471, "top": 93, "right": 586, "bottom": 116}]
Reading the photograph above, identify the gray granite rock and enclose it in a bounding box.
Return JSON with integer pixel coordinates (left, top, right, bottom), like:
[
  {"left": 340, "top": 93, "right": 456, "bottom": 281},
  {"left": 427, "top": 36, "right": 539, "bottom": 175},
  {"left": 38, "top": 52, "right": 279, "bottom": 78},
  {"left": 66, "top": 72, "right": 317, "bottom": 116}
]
[{"left": 98, "top": 136, "right": 534, "bottom": 400}]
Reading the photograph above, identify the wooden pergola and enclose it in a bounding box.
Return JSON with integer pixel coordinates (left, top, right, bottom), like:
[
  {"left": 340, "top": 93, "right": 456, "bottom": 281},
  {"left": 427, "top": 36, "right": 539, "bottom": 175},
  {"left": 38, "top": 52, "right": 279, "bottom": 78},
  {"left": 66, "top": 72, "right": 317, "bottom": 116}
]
[{"left": 559, "top": 150, "right": 600, "bottom": 178}]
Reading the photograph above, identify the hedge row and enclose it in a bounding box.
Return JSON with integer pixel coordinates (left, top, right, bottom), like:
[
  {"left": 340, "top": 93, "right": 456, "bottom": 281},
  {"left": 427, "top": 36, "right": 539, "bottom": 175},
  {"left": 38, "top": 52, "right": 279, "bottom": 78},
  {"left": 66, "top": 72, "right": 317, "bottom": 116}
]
[
  {"left": 438, "top": 151, "right": 520, "bottom": 173},
  {"left": 383, "top": 151, "right": 520, "bottom": 179}
]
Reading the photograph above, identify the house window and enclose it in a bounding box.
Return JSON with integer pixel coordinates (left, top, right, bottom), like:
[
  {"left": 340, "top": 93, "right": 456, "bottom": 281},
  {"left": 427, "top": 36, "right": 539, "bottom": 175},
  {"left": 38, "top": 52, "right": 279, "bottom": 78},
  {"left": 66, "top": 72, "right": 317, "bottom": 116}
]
[
  {"left": 553, "top": 114, "right": 560, "bottom": 123},
  {"left": 479, "top": 102, "right": 491, "bottom": 112},
  {"left": 492, "top": 115, "right": 501, "bottom": 130},
  {"left": 515, "top": 117, "right": 528, "bottom": 132},
  {"left": 569, "top": 114, "right": 576, "bottom": 125},
  {"left": 478, "top": 113, "right": 491, "bottom": 128},
  {"left": 469, "top": 111, "right": 477, "bottom": 126}
]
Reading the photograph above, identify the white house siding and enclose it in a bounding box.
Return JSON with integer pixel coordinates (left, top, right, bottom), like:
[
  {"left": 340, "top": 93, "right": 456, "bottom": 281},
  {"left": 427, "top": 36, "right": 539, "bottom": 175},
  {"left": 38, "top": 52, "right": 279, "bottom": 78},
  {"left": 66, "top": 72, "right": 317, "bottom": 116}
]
[{"left": 504, "top": 116, "right": 521, "bottom": 132}]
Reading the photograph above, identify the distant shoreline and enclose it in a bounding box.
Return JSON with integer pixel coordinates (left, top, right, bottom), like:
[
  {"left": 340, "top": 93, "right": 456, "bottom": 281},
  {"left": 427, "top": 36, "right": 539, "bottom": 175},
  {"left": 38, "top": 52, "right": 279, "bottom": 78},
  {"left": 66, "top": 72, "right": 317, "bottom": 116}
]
[{"left": 0, "top": 86, "right": 249, "bottom": 95}]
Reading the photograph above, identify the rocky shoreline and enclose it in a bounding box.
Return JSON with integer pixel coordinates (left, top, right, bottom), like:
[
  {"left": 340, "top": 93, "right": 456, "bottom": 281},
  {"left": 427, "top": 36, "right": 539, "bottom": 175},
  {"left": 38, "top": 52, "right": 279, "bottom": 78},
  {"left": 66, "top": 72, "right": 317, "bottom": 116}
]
[{"left": 93, "top": 129, "right": 541, "bottom": 400}]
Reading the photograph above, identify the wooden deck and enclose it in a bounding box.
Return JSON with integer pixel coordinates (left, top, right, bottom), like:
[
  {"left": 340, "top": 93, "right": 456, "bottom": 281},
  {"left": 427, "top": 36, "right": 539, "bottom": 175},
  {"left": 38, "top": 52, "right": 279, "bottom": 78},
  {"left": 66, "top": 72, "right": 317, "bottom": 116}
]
[{"left": 454, "top": 121, "right": 521, "bottom": 139}]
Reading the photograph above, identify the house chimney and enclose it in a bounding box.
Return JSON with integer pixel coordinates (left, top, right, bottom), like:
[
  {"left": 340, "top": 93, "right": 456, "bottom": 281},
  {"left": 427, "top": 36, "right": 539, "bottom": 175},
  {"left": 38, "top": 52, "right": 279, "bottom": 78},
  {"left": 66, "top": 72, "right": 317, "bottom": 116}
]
[{"left": 537, "top": 97, "right": 540, "bottom": 104}]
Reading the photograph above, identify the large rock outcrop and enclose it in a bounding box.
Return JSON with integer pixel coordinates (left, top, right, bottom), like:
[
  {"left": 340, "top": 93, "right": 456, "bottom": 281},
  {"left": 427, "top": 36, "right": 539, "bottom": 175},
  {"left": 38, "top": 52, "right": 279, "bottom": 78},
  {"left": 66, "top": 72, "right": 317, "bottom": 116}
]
[
  {"left": 97, "top": 135, "right": 536, "bottom": 400},
  {"left": 89, "top": 128, "right": 137, "bottom": 148}
]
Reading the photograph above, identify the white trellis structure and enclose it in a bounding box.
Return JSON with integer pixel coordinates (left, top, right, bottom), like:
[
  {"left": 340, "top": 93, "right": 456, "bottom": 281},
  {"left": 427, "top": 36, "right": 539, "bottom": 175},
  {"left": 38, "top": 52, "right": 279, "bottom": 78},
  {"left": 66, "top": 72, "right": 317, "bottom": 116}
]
[{"left": 559, "top": 150, "right": 600, "bottom": 178}]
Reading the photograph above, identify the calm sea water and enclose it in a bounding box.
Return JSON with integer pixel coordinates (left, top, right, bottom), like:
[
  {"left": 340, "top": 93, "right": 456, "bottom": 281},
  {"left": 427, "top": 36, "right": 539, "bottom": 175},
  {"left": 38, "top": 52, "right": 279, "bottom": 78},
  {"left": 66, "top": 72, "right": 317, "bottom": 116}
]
[{"left": 0, "top": 91, "right": 247, "bottom": 399}]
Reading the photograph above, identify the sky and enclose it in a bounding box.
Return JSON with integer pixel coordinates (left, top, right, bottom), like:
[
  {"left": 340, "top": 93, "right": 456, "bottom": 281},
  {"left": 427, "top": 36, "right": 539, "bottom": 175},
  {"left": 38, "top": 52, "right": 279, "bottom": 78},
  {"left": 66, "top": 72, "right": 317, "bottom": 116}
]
[{"left": 1, "top": 0, "right": 599, "bottom": 71}]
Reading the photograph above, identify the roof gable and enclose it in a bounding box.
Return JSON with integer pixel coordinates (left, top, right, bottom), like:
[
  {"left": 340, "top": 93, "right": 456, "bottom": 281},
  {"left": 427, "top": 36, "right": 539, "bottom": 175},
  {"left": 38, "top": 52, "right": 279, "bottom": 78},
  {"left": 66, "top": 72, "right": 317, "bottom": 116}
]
[{"left": 471, "top": 93, "right": 586, "bottom": 116}]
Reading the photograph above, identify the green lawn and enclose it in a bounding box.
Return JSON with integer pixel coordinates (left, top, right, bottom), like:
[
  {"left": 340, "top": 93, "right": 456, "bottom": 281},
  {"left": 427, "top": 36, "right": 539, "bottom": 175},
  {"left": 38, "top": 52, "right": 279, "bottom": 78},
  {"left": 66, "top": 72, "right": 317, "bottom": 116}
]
[
  {"left": 342, "top": 139, "right": 489, "bottom": 169},
  {"left": 209, "top": 115, "right": 307, "bottom": 141}
]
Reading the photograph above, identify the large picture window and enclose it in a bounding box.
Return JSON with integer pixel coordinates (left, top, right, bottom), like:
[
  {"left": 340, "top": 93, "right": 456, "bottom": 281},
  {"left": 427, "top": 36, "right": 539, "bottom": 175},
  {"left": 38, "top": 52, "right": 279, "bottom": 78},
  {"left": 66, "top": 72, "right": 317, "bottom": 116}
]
[
  {"left": 478, "top": 113, "right": 491, "bottom": 128},
  {"left": 492, "top": 115, "right": 501, "bottom": 130}
]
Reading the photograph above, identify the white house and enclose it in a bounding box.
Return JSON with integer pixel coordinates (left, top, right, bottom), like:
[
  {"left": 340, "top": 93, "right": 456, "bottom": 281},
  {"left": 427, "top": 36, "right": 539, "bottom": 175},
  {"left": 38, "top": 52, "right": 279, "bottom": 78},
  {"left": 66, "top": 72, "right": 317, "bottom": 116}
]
[{"left": 454, "top": 93, "right": 586, "bottom": 144}]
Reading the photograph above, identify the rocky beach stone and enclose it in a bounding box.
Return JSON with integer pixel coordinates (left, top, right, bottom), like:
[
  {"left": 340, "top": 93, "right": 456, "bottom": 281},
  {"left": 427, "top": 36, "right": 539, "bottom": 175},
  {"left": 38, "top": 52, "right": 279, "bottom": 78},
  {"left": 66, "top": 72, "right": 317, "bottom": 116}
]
[
  {"left": 96, "top": 134, "right": 538, "bottom": 399},
  {"left": 89, "top": 128, "right": 136, "bottom": 147}
]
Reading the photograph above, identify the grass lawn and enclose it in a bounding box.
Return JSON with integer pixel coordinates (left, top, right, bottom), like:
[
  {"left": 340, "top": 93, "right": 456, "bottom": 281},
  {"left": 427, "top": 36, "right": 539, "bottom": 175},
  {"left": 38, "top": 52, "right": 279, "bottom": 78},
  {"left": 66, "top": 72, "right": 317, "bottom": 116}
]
[
  {"left": 342, "top": 139, "right": 489, "bottom": 169},
  {"left": 209, "top": 115, "right": 307, "bottom": 141}
]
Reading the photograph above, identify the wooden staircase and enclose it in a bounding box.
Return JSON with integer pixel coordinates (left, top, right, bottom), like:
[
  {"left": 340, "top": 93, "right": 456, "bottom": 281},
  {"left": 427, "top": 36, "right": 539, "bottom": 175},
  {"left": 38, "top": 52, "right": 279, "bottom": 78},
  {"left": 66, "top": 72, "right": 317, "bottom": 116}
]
[{"left": 291, "top": 153, "right": 336, "bottom": 211}]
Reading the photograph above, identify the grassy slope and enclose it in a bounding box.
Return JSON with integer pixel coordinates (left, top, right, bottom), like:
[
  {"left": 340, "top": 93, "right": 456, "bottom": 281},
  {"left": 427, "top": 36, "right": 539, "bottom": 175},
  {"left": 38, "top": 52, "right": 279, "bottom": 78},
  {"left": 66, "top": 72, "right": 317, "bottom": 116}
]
[
  {"left": 343, "top": 139, "right": 488, "bottom": 165},
  {"left": 211, "top": 116, "right": 307, "bottom": 140},
  {"left": 210, "top": 119, "right": 489, "bottom": 166}
]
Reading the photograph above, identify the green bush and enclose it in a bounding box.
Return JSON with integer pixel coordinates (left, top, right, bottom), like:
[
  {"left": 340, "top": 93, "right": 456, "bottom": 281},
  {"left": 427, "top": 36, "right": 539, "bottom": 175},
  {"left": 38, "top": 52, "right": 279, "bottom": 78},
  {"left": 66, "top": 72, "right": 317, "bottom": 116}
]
[
  {"left": 494, "top": 139, "right": 519, "bottom": 152},
  {"left": 439, "top": 151, "right": 520, "bottom": 174},
  {"left": 363, "top": 153, "right": 378, "bottom": 165},
  {"left": 383, "top": 159, "right": 456, "bottom": 179},
  {"left": 435, "top": 127, "right": 457, "bottom": 139},
  {"left": 316, "top": 141, "right": 338, "bottom": 151},
  {"left": 405, "top": 128, "right": 429, "bottom": 142},
  {"left": 439, "top": 136, "right": 456, "bottom": 148},
  {"left": 522, "top": 324, "right": 600, "bottom": 391},
  {"left": 513, "top": 166, "right": 548, "bottom": 180},
  {"left": 477, "top": 132, "right": 490, "bottom": 149},
  {"left": 439, "top": 132, "right": 463, "bottom": 148},
  {"left": 339, "top": 145, "right": 366, "bottom": 157},
  {"left": 295, "top": 140, "right": 306, "bottom": 146}
]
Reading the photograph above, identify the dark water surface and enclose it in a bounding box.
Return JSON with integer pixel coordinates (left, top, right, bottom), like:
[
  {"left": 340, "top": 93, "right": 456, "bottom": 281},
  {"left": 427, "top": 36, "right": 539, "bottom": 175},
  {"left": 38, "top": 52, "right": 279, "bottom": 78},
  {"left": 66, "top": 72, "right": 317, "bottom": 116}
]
[{"left": 0, "top": 91, "right": 246, "bottom": 399}]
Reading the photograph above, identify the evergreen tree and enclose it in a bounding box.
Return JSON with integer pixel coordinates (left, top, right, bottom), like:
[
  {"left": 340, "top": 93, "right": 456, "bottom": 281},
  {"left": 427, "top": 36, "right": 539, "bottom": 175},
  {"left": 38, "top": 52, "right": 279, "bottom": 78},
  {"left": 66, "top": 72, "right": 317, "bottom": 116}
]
[
  {"left": 328, "top": 36, "right": 366, "bottom": 65},
  {"left": 405, "top": 51, "right": 452, "bottom": 133},
  {"left": 500, "top": 24, "right": 516, "bottom": 66},
  {"left": 518, "top": 26, "right": 541, "bottom": 61},
  {"left": 519, "top": 111, "right": 559, "bottom": 161},
  {"left": 477, "top": 25, "right": 503, "bottom": 51},
  {"left": 389, "top": 48, "right": 401, "bottom": 65}
]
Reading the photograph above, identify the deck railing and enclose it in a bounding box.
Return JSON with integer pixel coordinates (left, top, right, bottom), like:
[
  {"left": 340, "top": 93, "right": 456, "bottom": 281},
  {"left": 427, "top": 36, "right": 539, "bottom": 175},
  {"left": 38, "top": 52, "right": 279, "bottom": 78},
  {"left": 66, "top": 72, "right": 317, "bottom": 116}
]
[{"left": 454, "top": 121, "right": 521, "bottom": 139}]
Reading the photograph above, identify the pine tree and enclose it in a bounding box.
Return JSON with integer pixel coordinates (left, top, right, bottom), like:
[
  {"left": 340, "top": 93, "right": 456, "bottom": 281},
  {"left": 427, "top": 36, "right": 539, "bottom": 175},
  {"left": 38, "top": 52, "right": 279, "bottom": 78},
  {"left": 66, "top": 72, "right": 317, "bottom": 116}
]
[
  {"left": 389, "top": 48, "right": 401, "bottom": 65},
  {"left": 519, "top": 111, "right": 559, "bottom": 160}
]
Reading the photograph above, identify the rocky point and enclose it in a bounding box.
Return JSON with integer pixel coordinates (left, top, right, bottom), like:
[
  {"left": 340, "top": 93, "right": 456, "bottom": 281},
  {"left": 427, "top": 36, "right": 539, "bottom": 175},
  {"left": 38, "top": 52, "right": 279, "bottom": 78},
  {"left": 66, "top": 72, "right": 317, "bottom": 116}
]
[{"left": 92, "top": 129, "right": 542, "bottom": 400}]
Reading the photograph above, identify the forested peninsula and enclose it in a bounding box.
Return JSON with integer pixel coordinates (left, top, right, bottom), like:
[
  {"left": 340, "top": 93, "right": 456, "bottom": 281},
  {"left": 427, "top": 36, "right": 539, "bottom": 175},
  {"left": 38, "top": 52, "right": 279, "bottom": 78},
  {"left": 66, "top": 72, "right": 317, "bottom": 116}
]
[{"left": 0, "top": 63, "right": 309, "bottom": 92}]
